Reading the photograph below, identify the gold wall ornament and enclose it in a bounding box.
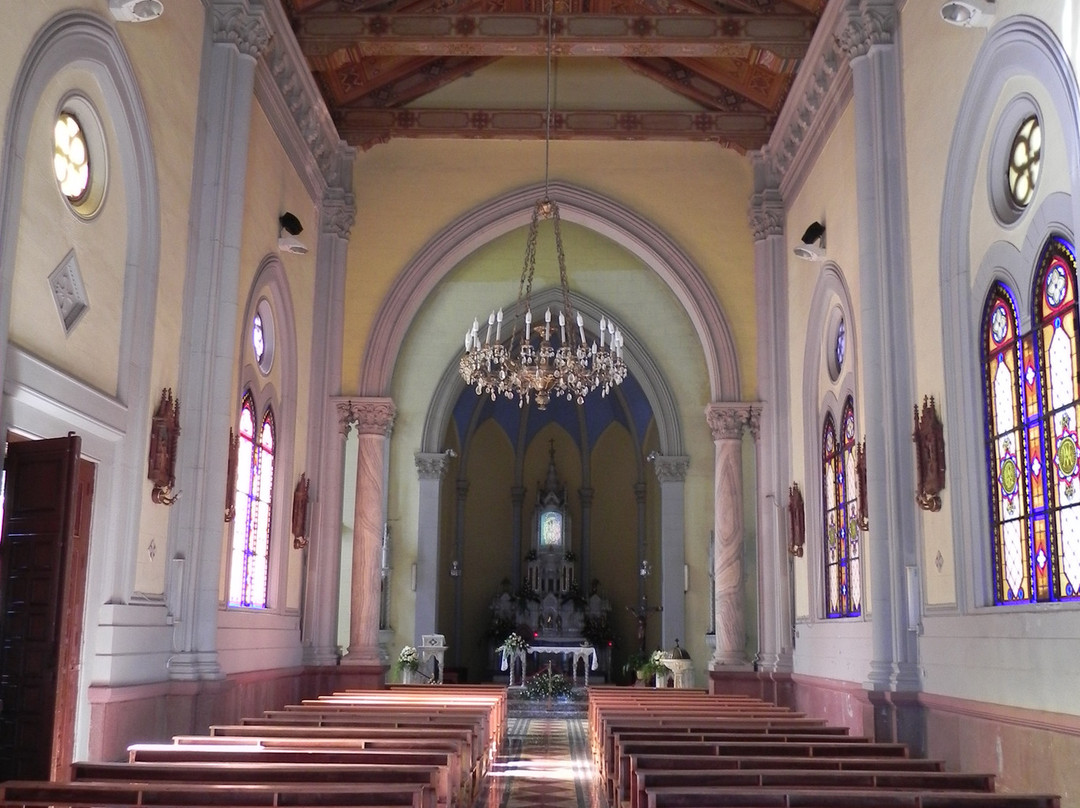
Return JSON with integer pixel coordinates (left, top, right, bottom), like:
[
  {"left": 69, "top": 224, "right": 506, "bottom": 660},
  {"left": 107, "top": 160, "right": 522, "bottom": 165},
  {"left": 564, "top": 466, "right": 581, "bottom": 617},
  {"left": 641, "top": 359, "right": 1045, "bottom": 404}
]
[
  {"left": 224, "top": 428, "right": 239, "bottom": 522},
  {"left": 788, "top": 482, "right": 805, "bottom": 557},
  {"left": 148, "top": 388, "right": 180, "bottom": 505},
  {"left": 856, "top": 437, "right": 869, "bottom": 530},
  {"left": 914, "top": 395, "right": 946, "bottom": 512},
  {"left": 292, "top": 473, "right": 311, "bottom": 549}
]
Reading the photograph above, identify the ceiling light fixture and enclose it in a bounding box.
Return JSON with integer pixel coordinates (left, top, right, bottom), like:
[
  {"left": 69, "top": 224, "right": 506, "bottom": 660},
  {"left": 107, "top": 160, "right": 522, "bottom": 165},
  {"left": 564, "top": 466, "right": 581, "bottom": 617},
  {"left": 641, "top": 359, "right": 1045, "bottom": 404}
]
[
  {"left": 940, "top": 1, "right": 995, "bottom": 28},
  {"left": 793, "top": 221, "right": 826, "bottom": 261},
  {"left": 458, "top": 1, "right": 626, "bottom": 410},
  {"left": 277, "top": 211, "right": 308, "bottom": 255},
  {"left": 108, "top": 0, "right": 164, "bottom": 22}
]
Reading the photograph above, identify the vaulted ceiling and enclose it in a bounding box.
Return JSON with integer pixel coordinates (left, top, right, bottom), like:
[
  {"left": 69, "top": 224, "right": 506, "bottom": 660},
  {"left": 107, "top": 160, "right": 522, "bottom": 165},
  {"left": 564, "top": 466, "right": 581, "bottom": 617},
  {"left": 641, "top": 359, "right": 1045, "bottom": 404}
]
[{"left": 283, "top": 0, "right": 825, "bottom": 151}]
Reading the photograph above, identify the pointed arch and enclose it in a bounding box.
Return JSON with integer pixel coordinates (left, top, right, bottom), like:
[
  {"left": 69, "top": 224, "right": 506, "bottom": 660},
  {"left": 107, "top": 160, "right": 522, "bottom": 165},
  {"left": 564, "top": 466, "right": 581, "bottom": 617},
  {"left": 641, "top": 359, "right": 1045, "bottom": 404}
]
[{"left": 361, "top": 181, "right": 740, "bottom": 409}]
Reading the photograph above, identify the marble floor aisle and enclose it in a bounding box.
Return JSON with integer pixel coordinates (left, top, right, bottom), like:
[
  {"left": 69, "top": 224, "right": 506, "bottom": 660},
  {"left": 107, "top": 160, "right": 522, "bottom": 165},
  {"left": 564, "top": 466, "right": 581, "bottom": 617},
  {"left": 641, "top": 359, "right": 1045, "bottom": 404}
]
[{"left": 472, "top": 718, "right": 609, "bottom": 808}]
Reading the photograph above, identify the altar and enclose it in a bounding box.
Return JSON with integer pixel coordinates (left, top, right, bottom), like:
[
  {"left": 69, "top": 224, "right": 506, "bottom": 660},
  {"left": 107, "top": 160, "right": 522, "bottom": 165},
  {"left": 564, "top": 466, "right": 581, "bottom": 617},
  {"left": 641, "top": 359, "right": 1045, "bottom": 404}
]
[
  {"left": 500, "top": 643, "right": 599, "bottom": 687},
  {"left": 487, "top": 444, "right": 613, "bottom": 681}
]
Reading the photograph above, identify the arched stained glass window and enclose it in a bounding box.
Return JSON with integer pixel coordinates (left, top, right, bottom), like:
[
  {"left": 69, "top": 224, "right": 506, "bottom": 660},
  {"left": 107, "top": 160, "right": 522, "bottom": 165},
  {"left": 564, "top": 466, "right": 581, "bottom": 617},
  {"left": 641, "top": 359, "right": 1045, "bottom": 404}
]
[
  {"left": 823, "top": 397, "right": 861, "bottom": 618},
  {"left": 228, "top": 392, "right": 275, "bottom": 608},
  {"left": 983, "top": 236, "right": 1080, "bottom": 603}
]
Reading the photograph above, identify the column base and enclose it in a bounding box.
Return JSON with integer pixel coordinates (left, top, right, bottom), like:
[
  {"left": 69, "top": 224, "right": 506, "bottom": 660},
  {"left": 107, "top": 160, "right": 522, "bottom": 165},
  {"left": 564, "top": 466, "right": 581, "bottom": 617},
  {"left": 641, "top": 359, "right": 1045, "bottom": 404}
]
[
  {"left": 709, "top": 668, "right": 794, "bottom": 708},
  {"left": 866, "top": 688, "right": 926, "bottom": 757},
  {"left": 166, "top": 651, "right": 224, "bottom": 681}
]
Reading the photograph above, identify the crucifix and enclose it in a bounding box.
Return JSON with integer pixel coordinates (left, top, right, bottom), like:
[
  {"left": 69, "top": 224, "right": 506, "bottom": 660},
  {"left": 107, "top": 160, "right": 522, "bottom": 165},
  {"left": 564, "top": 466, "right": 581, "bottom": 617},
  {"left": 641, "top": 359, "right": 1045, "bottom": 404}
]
[{"left": 626, "top": 594, "right": 663, "bottom": 655}]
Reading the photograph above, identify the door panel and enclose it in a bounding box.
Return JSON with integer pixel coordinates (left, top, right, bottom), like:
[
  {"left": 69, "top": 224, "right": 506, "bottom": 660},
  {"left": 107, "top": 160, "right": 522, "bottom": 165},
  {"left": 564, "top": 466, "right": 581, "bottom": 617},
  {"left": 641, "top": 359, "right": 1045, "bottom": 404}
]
[{"left": 0, "top": 435, "right": 82, "bottom": 781}]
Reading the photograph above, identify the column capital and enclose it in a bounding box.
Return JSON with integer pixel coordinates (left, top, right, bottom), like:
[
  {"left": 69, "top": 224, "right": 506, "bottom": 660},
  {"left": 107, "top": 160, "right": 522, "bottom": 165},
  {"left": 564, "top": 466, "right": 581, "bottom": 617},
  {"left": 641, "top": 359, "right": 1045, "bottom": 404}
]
[
  {"left": 333, "top": 397, "right": 355, "bottom": 437},
  {"left": 705, "top": 402, "right": 762, "bottom": 441},
  {"left": 322, "top": 195, "right": 357, "bottom": 239},
  {"left": 346, "top": 397, "right": 396, "bottom": 436},
  {"left": 837, "top": 1, "right": 897, "bottom": 61},
  {"left": 748, "top": 194, "right": 785, "bottom": 242},
  {"left": 651, "top": 455, "right": 690, "bottom": 483},
  {"left": 415, "top": 451, "right": 454, "bottom": 480},
  {"left": 211, "top": 2, "right": 272, "bottom": 58}
]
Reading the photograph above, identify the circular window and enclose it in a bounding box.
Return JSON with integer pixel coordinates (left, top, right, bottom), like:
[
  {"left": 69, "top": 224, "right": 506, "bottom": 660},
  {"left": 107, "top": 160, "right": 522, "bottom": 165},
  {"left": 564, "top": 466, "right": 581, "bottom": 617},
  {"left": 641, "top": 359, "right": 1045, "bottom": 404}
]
[
  {"left": 252, "top": 298, "right": 275, "bottom": 375},
  {"left": 53, "top": 96, "right": 108, "bottom": 219},
  {"left": 1007, "top": 115, "right": 1041, "bottom": 209},
  {"left": 988, "top": 96, "right": 1041, "bottom": 227},
  {"left": 826, "top": 307, "right": 846, "bottom": 382},
  {"left": 54, "top": 113, "right": 89, "bottom": 202}
]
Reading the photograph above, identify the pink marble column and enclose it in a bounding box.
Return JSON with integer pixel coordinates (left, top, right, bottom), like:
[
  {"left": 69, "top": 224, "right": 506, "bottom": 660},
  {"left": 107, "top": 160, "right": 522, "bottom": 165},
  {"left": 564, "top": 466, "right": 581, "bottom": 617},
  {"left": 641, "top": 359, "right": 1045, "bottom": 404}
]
[
  {"left": 343, "top": 397, "right": 396, "bottom": 669},
  {"left": 705, "top": 402, "right": 760, "bottom": 668}
]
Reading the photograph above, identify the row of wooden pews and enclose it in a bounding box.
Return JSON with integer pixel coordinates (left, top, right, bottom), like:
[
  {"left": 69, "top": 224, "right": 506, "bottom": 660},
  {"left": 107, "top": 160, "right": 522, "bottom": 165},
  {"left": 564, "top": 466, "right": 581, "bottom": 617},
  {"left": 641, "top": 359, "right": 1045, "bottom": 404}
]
[
  {"left": 587, "top": 687, "right": 1060, "bottom": 808},
  {"left": 0, "top": 684, "right": 507, "bottom": 808}
]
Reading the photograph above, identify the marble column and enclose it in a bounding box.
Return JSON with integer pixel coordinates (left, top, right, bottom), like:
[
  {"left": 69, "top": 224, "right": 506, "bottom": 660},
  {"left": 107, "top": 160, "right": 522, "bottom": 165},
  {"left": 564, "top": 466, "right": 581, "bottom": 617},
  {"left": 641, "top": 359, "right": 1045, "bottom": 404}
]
[
  {"left": 749, "top": 157, "right": 794, "bottom": 674},
  {"left": 414, "top": 451, "right": 454, "bottom": 639},
  {"left": 168, "top": 1, "right": 270, "bottom": 681},
  {"left": 343, "top": 398, "right": 395, "bottom": 669},
  {"left": 652, "top": 456, "right": 689, "bottom": 649},
  {"left": 705, "top": 403, "right": 760, "bottom": 668}
]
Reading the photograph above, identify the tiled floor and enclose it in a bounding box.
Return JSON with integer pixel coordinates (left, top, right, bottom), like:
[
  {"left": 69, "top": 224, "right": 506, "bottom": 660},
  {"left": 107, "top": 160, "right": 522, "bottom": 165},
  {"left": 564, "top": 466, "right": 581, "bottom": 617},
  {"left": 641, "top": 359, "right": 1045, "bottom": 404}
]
[{"left": 473, "top": 718, "right": 609, "bottom": 808}]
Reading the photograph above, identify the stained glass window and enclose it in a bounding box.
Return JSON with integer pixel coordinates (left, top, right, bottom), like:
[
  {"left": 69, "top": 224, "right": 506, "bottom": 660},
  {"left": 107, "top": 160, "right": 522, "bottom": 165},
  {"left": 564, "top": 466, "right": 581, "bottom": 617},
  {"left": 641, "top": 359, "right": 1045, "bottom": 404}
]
[
  {"left": 228, "top": 392, "right": 275, "bottom": 608},
  {"left": 823, "top": 397, "right": 861, "bottom": 618},
  {"left": 983, "top": 236, "right": 1080, "bottom": 603}
]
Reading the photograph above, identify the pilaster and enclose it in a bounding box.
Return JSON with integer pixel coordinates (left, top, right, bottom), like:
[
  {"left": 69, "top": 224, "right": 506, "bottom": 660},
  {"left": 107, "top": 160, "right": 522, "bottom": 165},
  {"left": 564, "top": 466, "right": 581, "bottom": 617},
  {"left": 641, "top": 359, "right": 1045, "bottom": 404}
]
[
  {"left": 414, "top": 451, "right": 454, "bottom": 639},
  {"left": 652, "top": 455, "right": 689, "bottom": 649}
]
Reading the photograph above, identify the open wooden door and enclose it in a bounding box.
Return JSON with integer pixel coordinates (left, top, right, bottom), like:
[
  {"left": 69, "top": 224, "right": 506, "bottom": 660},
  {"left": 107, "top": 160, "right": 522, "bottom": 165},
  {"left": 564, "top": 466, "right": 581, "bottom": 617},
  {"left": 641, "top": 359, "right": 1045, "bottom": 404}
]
[{"left": 0, "top": 434, "right": 93, "bottom": 781}]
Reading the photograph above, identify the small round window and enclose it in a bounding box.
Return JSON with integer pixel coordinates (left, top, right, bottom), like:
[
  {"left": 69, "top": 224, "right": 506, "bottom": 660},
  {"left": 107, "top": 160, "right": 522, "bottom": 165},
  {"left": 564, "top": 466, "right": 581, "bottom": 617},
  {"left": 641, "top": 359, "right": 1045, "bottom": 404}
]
[
  {"left": 1007, "top": 115, "right": 1041, "bottom": 209},
  {"left": 53, "top": 96, "right": 107, "bottom": 219},
  {"left": 826, "top": 308, "right": 846, "bottom": 382},
  {"left": 54, "top": 113, "right": 89, "bottom": 202},
  {"left": 252, "top": 298, "right": 275, "bottom": 375}
]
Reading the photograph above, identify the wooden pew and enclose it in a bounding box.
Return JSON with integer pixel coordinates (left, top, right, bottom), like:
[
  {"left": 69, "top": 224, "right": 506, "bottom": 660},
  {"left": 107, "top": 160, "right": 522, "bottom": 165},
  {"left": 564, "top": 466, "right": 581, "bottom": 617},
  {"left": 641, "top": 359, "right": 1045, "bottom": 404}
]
[
  {"left": 631, "top": 767, "right": 1000, "bottom": 808},
  {"left": 126, "top": 745, "right": 465, "bottom": 807},
  {"left": 642, "top": 784, "right": 1060, "bottom": 808},
  {"left": 0, "top": 780, "right": 432, "bottom": 808}
]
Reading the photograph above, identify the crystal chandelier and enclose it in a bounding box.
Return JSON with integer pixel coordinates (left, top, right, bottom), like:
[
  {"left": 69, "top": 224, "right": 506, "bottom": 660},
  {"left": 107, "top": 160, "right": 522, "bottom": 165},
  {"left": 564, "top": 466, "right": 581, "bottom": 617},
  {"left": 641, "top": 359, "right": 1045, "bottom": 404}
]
[{"left": 459, "top": 2, "right": 627, "bottom": 410}]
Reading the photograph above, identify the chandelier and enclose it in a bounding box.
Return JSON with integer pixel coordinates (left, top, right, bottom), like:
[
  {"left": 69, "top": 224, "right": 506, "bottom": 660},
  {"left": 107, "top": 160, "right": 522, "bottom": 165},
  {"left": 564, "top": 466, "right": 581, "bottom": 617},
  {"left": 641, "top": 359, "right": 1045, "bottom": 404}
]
[{"left": 458, "top": 2, "right": 627, "bottom": 410}]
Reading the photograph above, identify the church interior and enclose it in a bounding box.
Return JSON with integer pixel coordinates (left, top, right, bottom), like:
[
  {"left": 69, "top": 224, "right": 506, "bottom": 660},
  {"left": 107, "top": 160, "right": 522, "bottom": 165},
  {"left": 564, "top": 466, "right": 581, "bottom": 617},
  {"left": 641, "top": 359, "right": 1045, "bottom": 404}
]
[{"left": 0, "top": 0, "right": 1079, "bottom": 804}]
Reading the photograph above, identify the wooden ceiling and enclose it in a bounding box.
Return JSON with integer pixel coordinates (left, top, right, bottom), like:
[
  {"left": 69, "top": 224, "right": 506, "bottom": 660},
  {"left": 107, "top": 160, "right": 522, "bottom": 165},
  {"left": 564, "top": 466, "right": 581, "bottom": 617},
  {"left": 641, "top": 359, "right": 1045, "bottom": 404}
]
[{"left": 283, "top": 0, "right": 825, "bottom": 151}]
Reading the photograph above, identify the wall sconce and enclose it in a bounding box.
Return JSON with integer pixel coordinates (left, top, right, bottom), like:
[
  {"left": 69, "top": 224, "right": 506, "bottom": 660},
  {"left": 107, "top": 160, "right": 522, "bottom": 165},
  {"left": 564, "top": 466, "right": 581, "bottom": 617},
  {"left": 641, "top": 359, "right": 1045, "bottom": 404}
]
[
  {"left": 147, "top": 388, "right": 180, "bottom": 505},
  {"left": 224, "top": 428, "right": 239, "bottom": 522},
  {"left": 940, "top": 1, "right": 994, "bottom": 27},
  {"left": 639, "top": 559, "right": 652, "bottom": 578},
  {"left": 278, "top": 212, "right": 308, "bottom": 255},
  {"left": 291, "top": 473, "right": 310, "bottom": 549},
  {"left": 856, "top": 438, "right": 869, "bottom": 531},
  {"left": 450, "top": 559, "right": 462, "bottom": 578},
  {"left": 914, "top": 395, "right": 946, "bottom": 511},
  {"left": 787, "top": 482, "right": 805, "bottom": 557},
  {"left": 793, "top": 221, "right": 826, "bottom": 261}
]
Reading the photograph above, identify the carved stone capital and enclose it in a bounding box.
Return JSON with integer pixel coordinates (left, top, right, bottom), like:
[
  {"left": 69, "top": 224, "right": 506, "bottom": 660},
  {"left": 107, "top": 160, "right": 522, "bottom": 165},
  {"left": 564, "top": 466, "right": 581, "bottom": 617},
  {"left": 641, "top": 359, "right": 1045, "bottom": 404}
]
[
  {"left": 415, "top": 452, "right": 453, "bottom": 480},
  {"left": 334, "top": 398, "right": 355, "bottom": 437},
  {"left": 212, "top": 3, "right": 271, "bottom": 58},
  {"left": 705, "top": 402, "right": 762, "bottom": 442},
  {"left": 836, "top": 2, "right": 897, "bottom": 61},
  {"left": 748, "top": 195, "right": 785, "bottom": 242},
  {"left": 322, "top": 196, "right": 357, "bottom": 239},
  {"left": 652, "top": 455, "right": 690, "bottom": 483},
  {"left": 346, "top": 397, "right": 396, "bottom": 436}
]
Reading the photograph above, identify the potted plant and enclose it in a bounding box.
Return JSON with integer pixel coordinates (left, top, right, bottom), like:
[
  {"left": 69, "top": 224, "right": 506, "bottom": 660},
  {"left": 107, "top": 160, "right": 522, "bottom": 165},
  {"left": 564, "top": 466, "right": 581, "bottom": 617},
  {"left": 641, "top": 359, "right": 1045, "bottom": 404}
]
[{"left": 396, "top": 645, "right": 420, "bottom": 684}]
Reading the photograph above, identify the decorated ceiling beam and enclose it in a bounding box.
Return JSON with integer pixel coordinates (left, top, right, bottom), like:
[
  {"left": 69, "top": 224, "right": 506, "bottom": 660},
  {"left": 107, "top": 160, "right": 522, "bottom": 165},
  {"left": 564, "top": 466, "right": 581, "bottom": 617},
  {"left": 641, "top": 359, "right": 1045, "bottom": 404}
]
[
  {"left": 297, "top": 13, "right": 814, "bottom": 62},
  {"left": 337, "top": 106, "right": 772, "bottom": 151}
]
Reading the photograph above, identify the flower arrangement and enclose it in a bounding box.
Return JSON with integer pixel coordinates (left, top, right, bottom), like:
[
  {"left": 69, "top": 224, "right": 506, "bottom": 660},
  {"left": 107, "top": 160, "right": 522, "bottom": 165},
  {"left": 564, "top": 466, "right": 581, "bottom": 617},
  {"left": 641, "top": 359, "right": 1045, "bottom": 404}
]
[
  {"left": 523, "top": 669, "right": 575, "bottom": 701},
  {"left": 497, "top": 632, "right": 530, "bottom": 655},
  {"left": 396, "top": 645, "right": 420, "bottom": 673},
  {"left": 642, "top": 649, "right": 667, "bottom": 676}
]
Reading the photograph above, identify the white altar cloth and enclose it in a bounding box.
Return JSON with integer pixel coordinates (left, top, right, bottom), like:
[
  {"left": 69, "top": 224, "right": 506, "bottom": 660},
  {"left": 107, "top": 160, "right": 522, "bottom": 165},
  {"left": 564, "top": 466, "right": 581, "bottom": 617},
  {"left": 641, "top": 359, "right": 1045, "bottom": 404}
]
[{"left": 529, "top": 645, "right": 598, "bottom": 686}]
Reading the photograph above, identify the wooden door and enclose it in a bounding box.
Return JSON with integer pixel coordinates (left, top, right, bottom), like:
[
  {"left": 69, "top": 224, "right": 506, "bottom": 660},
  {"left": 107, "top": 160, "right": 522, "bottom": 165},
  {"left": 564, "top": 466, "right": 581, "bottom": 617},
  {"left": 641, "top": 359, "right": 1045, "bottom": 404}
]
[{"left": 0, "top": 434, "right": 89, "bottom": 781}]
